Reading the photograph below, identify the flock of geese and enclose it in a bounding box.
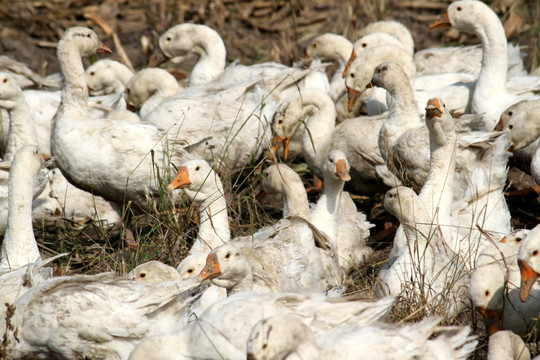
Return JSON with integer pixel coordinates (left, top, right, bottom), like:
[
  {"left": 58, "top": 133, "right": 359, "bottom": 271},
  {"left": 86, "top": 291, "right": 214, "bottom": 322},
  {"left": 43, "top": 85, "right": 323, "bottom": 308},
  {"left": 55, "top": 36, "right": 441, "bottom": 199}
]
[{"left": 1, "top": 0, "right": 540, "bottom": 359}]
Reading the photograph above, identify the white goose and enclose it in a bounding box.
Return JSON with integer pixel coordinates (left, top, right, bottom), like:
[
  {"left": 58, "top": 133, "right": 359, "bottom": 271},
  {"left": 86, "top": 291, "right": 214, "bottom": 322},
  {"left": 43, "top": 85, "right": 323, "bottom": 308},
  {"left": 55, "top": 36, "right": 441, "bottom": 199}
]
[
  {"left": 51, "top": 26, "right": 196, "bottom": 210},
  {"left": 517, "top": 224, "right": 540, "bottom": 303},
  {"left": 431, "top": 0, "right": 540, "bottom": 130},
  {"left": 128, "top": 293, "right": 395, "bottom": 360},
  {"left": 85, "top": 59, "right": 134, "bottom": 96},
  {"left": 2, "top": 272, "right": 202, "bottom": 359},
  {"left": 124, "top": 68, "right": 181, "bottom": 118},
  {"left": 469, "top": 241, "right": 540, "bottom": 338},
  {"left": 487, "top": 330, "right": 531, "bottom": 360},
  {"left": 247, "top": 314, "right": 477, "bottom": 360},
  {"left": 168, "top": 159, "right": 343, "bottom": 288},
  {"left": 502, "top": 102, "right": 540, "bottom": 186},
  {"left": 0, "top": 71, "right": 122, "bottom": 225},
  {"left": 126, "top": 261, "right": 181, "bottom": 284}
]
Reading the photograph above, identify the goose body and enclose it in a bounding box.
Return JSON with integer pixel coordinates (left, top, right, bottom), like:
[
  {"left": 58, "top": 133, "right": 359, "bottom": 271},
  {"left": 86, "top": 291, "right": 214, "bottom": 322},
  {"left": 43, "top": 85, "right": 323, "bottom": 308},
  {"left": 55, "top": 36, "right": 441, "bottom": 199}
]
[
  {"left": 247, "top": 314, "right": 477, "bottom": 360},
  {"left": 128, "top": 293, "right": 395, "bottom": 360},
  {"left": 51, "top": 27, "right": 194, "bottom": 209}
]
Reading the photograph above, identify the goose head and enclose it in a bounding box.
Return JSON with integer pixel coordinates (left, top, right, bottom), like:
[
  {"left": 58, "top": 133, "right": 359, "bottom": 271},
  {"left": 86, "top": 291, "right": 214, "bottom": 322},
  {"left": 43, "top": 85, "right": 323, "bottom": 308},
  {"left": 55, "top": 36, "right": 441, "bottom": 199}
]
[
  {"left": 500, "top": 229, "right": 530, "bottom": 250},
  {"left": 271, "top": 98, "right": 301, "bottom": 160},
  {"left": 85, "top": 59, "right": 133, "bottom": 96},
  {"left": 124, "top": 68, "right": 179, "bottom": 112},
  {"left": 354, "top": 33, "right": 407, "bottom": 55},
  {"left": 58, "top": 26, "right": 112, "bottom": 58},
  {"left": 370, "top": 61, "right": 410, "bottom": 95},
  {"left": 359, "top": 20, "right": 415, "bottom": 55},
  {"left": 430, "top": 1, "right": 499, "bottom": 35},
  {"left": 425, "top": 98, "right": 454, "bottom": 147},
  {"left": 383, "top": 186, "right": 426, "bottom": 224},
  {"left": 500, "top": 104, "right": 540, "bottom": 151},
  {"left": 323, "top": 149, "right": 351, "bottom": 182},
  {"left": 127, "top": 260, "right": 181, "bottom": 284},
  {"left": 247, "top": 314, "right": 319, "bottom": 360},
  {"left": 518, "top": 225, "right": 540, "bottom": 302},
  {"left": 469, "top": 246, "right": 511, "bottom": 336},
  {"left": 304, "top": 33, "right": 352, "bottom": 62},
  {"left": 198, "top": 244, "right": 251, "bottom": 291},
  {"left": 167, "top": 159, "right": 222, "bottom": 203},
  {"left": 0, "top": 72, "right": 23, "bottom": 109},
  {"left": 159, "top": 23, "right": 222, "bottom": 61},
  {"left": 261, "top": 163, "right": 298, "bottom": 196},
  {"left": 177, "top": 252, "right": 208, "bottom": 279}
]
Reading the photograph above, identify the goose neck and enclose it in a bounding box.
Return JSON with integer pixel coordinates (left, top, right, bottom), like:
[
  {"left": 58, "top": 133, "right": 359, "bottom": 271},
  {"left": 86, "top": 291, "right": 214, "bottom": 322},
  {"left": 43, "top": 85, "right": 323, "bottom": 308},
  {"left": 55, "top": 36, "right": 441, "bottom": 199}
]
[
  {"left": 300, "top": 101, "right": 336, "bottom": 173},
  {"left": 282, "top": 181, "right": 310, "bottom": 218},
  {"left": 473, "top": 13, "right": 508, "bottom": 110},
  {"left": 0, "top": 158, "right": 41, "bottom": 270},
  {"left": 189, "top": 29, "right": 227, "bottom": 86},
  {"left": 57, "top": 42, "right": 89, "bottom": 109},
  {"left": 195, "top": 191, "right": 231, "bottom": 252},
  {"left": 4, "top": 100, "right": 39, "bottom": 162},
  {"left": 310, "top": 175, "right": 344, "bottom": 244},
  {"left": 226, "top": 266, "right": 254, "bottom": 295}
]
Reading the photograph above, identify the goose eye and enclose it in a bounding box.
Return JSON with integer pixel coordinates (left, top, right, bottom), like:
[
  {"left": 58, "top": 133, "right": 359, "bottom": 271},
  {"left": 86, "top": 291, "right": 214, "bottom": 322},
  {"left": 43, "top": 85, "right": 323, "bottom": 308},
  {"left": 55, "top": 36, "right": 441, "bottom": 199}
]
[
  {"left": 139, "top": 273, "right": 146, "bottom": 278},
  {"left": 187, "top": 268, "right": 193, "bottom": 273},
  {"left": 225, "top": 253, "right": 231, "bottom": 259},
  {"left": 87, "top": 33, "right": 91, "bottom": 38},
  {"left": 166, "top": 37, "right": 172, "bottom": 42},
  {"left": 126, "top": 88, "right": 131, "bottom": 94},
  {"left": 350, "top": 73, "right": 355, "bottom": 79},
  {"left": 262, "top": 343, "right": 268, "bottom": 350},
  {"left": 361, "top": 43, "right": 367, "bottom": 48},
  {"left": 2, "top": 78, "right": 7, "bottom": 83},
  {"left": 516, "top": 237, "right": 522, "bottom": 243},
  {"left": 485, "top": 290, "right": 490, "bottom": 297},
  {"left": 457, "top": 6, "right": 462, "bottom": 11},
  {"left": 508, "top": 124, "right": 513, "bottom": 130},
  {"left": 508, "top": 111, "right": 513, "bottom": 116},
  {"left": 533, "top": 250, "right": 538, "bottom": 256},
  {"left": 312, "top": 43, "right": 317, "bottom": 48},
  {"left": 89, "top": 71, "right": 95, "bottom": 76},
  {"left": 277, "top": 120, "right": 283, "bottom": 125},
  {"left": 195, "top": 166, "right": 200, "bottom": 171}
]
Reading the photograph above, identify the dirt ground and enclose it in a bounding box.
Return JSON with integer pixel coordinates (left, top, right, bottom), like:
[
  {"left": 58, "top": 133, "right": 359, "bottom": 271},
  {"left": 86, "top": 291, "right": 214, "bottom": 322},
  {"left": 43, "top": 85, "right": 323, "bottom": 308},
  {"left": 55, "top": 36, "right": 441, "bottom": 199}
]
[{"left": 1, "top": 0, "right": 539, "bottom": 77}]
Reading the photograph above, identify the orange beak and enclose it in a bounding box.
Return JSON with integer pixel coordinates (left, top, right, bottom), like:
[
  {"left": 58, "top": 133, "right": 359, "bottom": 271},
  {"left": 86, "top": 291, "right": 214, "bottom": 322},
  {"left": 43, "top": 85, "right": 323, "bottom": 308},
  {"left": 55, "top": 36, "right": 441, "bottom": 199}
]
[
  {"left": 507, "top": 144, "right": 515, "bottom": 152},
  {"left": 519, "top": 259, "right": 539, "bottom": 302},
  {"left": 347, "top": 86, "right": 360, "bottom": 113},
  {"left": 430, "top": 12, "right": 451, "bottom": 29},
  {"left": 303, "top": 51, "right": 310, "bottom": 59},
  {"left": 166, "top": 166, "right": 191, "bottom": 191},
  {"left": 97, "top": 43, "right": 113, "bottom": 54},
  {"left": 256, "top": 189, "right": 267, "bottom": 200},
  {"left": 477, "top": 306, "right": 501, "bottom": 336},
  {"left": 494, "top": 117, "right": 504, "bottom": 131},
  {"left": 42, "top": 154, "right": 52, "bottom": 161},
  {"left": 199, "top": 252, "right": 222, "bottom": 281},
  {"left": 342, "top": 49, "right": 356, "bottom": 78},
  {"left": 126, "top": 103, "right": 137, "bottom": 113},
  {"left": 500, "top": 236, "right": 507, "bottom": 243},
  {"left": 271, "top": 135, "right": 292, "bottom": 161},
  {"left": 335, "top": 159, "right": 351, "bottom": 181},
  {"left": 425, "top": 98, "right": 443, "bottom": 119}
]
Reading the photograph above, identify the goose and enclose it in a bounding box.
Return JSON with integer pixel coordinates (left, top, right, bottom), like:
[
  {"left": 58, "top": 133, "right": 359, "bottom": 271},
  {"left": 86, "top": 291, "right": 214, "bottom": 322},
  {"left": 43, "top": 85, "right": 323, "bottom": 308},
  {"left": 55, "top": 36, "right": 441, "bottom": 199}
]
[
  {"left": 247, "top": 314, "right": 477, "bottom": 360},
  {"left": 271, "top": 88, "right": 397, "bottom": 194},
  {"left": 516, "top": 224, "right": 540, "bottom": 302},
  {"left": 85, "top": 59, "right": 134, "bottom": 96},
  {"left": 261, "top": 162, "right": 373, "bottom": 272},
  {"left": 358, "top": 19, "right": 526, "bottom": 78},
  {"left": 124, "top": 68, "right": 181, "bottom": 118},
  {"left": 126, "top": 261, "right": 182, "bottom": 284},
  {"left": 488, "top": 330, "right": 531, "bottom": 360},
  {"left": 159, "top": 23, "right": 331, "bottom": 104},
  {"left": 430, "top": 0, "right": 540, "bottom": 130},
  {"left": 2, "top": 272, "right": 202, "bottom": 359},
  {"left": 50, "top": 26, "right": 200, "bottom": 210},
  {"left": 0, "top": 71, "right": 122, "bottom": 225},
  {"left": 501, "top": 229, "right": 531, "bottom": 250},
  {"left": 128, "top": 293, "right": 395, "bottom": 360},
  {"left": 370, "top": 62, "right": 510, "bottom": 204},
  {"left": 469, "top": 241, "right": 540, "bottom": 338},
  {"left": 501, "top": 102, "right": 540, "bottom": 186},
  {"left": 168, "top": 159, "right": 343, "bottom": 288},
  {"left": 497, "top": 100, "right": 540, "bottom": 174}
]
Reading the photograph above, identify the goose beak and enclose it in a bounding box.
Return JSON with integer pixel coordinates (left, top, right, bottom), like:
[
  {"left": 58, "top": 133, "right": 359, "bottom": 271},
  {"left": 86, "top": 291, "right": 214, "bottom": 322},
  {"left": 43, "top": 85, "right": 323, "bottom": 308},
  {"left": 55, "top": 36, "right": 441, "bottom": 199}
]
[
  {"left": 342, "top": 49, "right": 356, "bottom": 78},
  {"left": 519, "top": 259, "right": 539, "bottom": 302},
  {"left": 335, "top": 159, "right": 351, "bottom": 181},
  {"left": 256, "top": 189, "right": 267, "bottom": 200},
  {"left": 97, "top": 43, "right": 113, "bottom": 54},
  {"left": 506, "top": 144, "right": 515, "bottom": 152},
  {"left": 166, "top": 166, "right": 191, "bottom": 191},
  {"left": 494, "top": 117, "right": 505, "bottom": 131},
  {"left": 199, "top": 253, "right": 222, "bottom": 281},
  {"left": 476, "top": 306, "right": 501, "bottom": 336},
  {"left": 42, "top": 153, "right": 52, "bottom": 161},
  {"left": 347, "top": 86, "right": 360, "bottom": 113},
  {"left": 425, "top": 98, "right": 443, "bottom": 119},
  {"left": 430, "top": 12, "right": 451, "bottom": 29},
  {"left": 500, "top": 236, "right": 507, "bottom": 243},
  {"left": 271, "top": 136, "right": 292, "bottom": 161},
  {"left": 126, "top": 103, "right": 137, "bottom": 113},
  {"left": 303, "top": 51, "right": 310, "bottom": 59}
]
